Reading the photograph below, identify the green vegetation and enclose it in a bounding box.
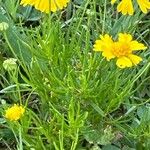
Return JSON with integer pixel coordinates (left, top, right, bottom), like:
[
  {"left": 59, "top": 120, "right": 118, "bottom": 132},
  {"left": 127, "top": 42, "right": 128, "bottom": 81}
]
[{"left": 0, "top": 0, "right": 150, "bottom": 149}]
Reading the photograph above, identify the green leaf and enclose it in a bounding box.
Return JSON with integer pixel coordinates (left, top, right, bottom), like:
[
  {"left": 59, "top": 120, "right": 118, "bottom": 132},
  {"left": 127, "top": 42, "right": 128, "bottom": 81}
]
[
  {"left": 90, "top": 101, "right": 105, "bottom": 117},
  {"left": 102, "top": 145, "right": 120, "bottom": 150}
]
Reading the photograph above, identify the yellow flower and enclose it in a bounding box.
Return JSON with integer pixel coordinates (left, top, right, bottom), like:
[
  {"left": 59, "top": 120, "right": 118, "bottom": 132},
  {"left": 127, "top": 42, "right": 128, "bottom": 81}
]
[
  {"left": 111, "top": 0, "right": 117, "bottom": 4},
  {"left": 111, "top": 0, "right": 150, "bottom": 15},
  {"left": 20, "top": 0, "right": 70, "bottom": 13},
  {"left": 117, "top": 0, "right": 134, "bottom": 15},
  {"left": 137, "top": 0, "right": 150, "bottom": 13},
  {"left": 93, "top": 33, "right": 147, "bottom": 68},
  {"left": 93, "top": 34, "right": 115, "bottom": 60},
  {"left": 5, "top": 104, "right": 25, "bottom": 121}
]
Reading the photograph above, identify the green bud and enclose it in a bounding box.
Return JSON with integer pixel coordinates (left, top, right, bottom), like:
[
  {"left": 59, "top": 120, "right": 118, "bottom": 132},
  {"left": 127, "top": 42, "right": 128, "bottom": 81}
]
[
  {"left": 3, "top": 58, "right": 17, "bottom": 71},
  {"left": 0, "top": 22, "right": 9, "bottom": 31}
]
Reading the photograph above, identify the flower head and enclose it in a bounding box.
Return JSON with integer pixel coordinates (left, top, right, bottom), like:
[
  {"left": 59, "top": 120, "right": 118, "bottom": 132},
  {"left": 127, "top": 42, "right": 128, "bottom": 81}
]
[
  {"left": 111, "top": 0, "right": 150, "bottom": 15},
  {"left": 93, "top": 33, "right": 147, "bottom": 68},
  {"left": 20, "top": 0, "right": 70, "bottom": 13},
  {"left": 5, "top": 104, "right": 25, "bottom": 121}
]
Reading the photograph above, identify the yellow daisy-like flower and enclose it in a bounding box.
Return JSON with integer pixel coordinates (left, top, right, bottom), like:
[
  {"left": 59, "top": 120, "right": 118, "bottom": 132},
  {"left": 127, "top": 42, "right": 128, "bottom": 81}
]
[
  {"left": 5, "top": 104, "right": 25, "bottom": 121},
  {"left": 111, "top": 0, "right": 150, "bottom": 15},
  {"left": 20, "top": 0, "right": 70, "bottom": 13},
  {"left": 93, "top": 33, "right": 147, "bottom": 68}
]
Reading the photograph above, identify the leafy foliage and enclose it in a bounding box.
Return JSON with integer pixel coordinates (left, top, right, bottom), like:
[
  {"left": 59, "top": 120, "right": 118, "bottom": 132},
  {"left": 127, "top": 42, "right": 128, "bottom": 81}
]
[{"left": 0, "top": 0, "right": 150, "bottom": 149}]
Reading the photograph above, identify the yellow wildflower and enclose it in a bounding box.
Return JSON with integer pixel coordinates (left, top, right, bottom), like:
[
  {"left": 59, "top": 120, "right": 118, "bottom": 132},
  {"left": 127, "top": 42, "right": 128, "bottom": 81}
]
[
  {"left": 111, "top": 0, "right": 117, "bottom": 4},
  {"left": 20, "top": 0, "right": 70, "bottom": 13},
  {"left": 93, "top": 34, "right": 115, "bottom": 60},
  {"left": 137, "top": 0, "right": 150, "bottom": 13},
  {"left": 111, "top": 0, "right": 150, "bottom": 15},
  {"left": 93, "top": 33, "right": 147, "bottom": 68},
  {"left": 5, "top": 104, "right": 25, "bottom": 121},
  {"left": 117, "top": 0, "right": 134, "bottom": 15}
]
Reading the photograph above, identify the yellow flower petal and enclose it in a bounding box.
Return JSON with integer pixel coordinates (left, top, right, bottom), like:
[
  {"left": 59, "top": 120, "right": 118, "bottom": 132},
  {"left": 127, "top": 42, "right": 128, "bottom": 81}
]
[
  {"left": 130, "top": 41, "right": 147, "bottom": 51},
  {"left": 5, "top": 104, "right": 25, "bottom": 121},
  {"left": 93, "top": 34, "right": 115, "bottom": 60},
  {"left": 116, "top": 56, "right": 133, "bottom": 68},
  {"left": 20, "top": 0, "right": 70, "bottom": 13},
  {"left": 137, "top": 0, "right": 150, "bottom": 13},
  {"left": 99, "top": 34, "right": 113, "bottom": 45},
  {"left": 113, "top": 0, "right": 150, "bottom": 14},
  {"left": 102, "top": 50, "right": 115, "bottom": 61},
  {"left": 118, "top": 33, "right": 133, "bottom": 42},
  {"left": 128, "top": 54, "right": 142, "bottom": 65},
  {"left": 93, "top": 40, "right": 104, "bottom": 51},
  {"left": 93, "top": 34, "right": 113, "bottom": 51},
  {"left": 117, "top": 0, "right": 134, "bottom": 15},
  {"left": 111, "top": 0, "right": 117, "bottom": 5}
]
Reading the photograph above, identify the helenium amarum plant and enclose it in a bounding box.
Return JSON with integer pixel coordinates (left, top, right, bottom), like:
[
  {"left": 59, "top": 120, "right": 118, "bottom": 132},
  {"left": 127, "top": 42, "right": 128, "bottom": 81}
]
[{"left": 0, "top": 0, "right": 150, "bottom": 149}]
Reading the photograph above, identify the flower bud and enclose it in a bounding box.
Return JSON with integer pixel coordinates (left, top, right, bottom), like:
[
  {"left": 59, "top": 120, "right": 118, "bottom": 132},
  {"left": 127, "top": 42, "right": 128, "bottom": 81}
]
[
  {"left": 0, "top": 22, "right": 9, "bottom": 31},
  {"left": 3, "top": 58, "right": 17, "bottom": 71}
]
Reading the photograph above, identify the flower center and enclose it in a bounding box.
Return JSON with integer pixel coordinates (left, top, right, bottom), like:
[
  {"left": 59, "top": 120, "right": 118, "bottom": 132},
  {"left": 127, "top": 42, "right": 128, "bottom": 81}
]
[{"left": 112, "top": 42, "right": 132, "bottom": 57}]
